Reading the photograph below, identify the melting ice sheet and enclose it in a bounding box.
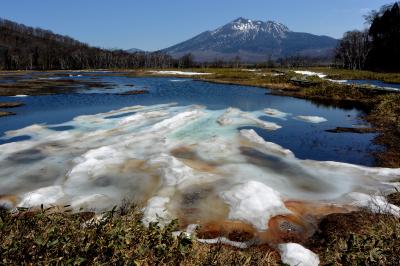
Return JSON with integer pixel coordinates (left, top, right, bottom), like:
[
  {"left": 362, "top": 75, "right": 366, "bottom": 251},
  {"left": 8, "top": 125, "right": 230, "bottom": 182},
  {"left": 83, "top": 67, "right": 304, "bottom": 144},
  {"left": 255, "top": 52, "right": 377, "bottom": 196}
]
[{"left": 0, "top": 103, "right": 399, "bottom": 236}]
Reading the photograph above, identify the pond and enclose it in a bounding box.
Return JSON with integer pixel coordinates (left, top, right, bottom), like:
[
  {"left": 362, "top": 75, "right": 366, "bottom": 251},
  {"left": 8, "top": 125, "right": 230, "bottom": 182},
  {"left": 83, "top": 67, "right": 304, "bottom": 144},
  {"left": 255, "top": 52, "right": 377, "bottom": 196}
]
[{"left": 0, "top": 73, "right": 398, "bottom": 243}]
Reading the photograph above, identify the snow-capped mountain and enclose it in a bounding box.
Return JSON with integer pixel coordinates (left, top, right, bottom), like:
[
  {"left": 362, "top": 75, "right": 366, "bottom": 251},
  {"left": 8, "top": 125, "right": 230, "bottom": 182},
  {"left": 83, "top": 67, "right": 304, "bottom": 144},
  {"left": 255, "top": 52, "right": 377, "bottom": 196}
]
[
  {"left": 211, "top": 17, "right": 290, "bottom": 39},
  {"left": 162, "top": 17, "right": 338, "bottom": 62}
]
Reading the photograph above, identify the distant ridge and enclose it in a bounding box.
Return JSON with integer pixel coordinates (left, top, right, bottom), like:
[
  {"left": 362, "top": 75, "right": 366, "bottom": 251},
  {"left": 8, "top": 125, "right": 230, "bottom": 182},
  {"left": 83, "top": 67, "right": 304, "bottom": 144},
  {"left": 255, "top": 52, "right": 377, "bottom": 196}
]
[
  {"left": 126, "top": 48, "right": 144, "bottom": 53},
  {"left": 162, "top": 17, "right": 338, "bottom": 62}
]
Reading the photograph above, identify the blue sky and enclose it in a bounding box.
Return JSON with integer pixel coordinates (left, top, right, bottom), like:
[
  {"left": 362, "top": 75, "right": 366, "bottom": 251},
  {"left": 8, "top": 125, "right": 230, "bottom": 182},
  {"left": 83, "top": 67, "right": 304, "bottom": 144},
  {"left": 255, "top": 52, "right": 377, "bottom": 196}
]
[{"left": 0, "top": 0, "right": 391, "bottom": 51}]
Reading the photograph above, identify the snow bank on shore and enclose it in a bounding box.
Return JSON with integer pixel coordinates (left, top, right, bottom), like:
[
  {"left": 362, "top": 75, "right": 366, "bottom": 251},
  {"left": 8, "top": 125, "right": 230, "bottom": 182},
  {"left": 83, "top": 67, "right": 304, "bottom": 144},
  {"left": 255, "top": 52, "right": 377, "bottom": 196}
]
[
  {"left": 279, "top": 243, "right": 320, "bottom": 266},
  {"left": 294, "top": 70, "right": 327, "bottom": 78},
  {"left": 149, "top": 71, "right": 211, "bottom": 76}
]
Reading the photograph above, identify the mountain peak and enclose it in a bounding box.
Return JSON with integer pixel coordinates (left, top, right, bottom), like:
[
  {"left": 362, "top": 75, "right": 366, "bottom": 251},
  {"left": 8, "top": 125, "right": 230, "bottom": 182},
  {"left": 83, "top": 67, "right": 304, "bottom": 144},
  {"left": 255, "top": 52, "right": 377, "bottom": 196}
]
[
  {"left": 232, "top": 17, "right": 249, "bottom": 23},
  {"left": 265, "top": 20, "right": 290, "bottom": 36},
  {"left": 220, "top": 17, "right": 290, "bottom": 38},
  {"left": 163, "top": 17, "right": 337, "bottom": 62}
]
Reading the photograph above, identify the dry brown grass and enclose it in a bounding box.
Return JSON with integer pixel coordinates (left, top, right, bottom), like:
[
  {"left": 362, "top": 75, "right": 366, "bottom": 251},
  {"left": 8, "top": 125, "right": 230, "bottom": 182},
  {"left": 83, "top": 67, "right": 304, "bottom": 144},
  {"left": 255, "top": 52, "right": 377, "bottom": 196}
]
[{"left": 0, "top": 205, "right": 281, "bottom": 265}]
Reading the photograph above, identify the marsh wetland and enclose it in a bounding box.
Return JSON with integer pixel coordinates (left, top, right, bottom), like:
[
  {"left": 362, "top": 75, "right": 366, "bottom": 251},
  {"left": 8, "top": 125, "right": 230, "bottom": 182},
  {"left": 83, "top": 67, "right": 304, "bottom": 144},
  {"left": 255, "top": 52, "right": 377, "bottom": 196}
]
[{"left": 1, "top": 68, "right": 400, "bottom": 265}]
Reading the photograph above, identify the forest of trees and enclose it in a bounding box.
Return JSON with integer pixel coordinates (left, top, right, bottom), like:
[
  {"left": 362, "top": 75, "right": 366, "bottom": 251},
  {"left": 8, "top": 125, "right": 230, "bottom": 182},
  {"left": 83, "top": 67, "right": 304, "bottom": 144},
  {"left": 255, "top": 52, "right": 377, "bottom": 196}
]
[
  {"left": 0, "top": 18, "right": 176, "bottom": 70},
  {"left": 335, "top": 2, "right": 400, "bottom": 71}
]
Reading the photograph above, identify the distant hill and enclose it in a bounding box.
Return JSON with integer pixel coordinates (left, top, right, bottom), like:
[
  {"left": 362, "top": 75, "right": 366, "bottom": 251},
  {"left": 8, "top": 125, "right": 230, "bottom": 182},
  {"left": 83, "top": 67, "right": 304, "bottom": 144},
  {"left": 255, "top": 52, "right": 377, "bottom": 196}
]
[
  {"left": 162, "top": 17, "right": 338, "bottom": 62},
  {"left": 126, "top": 48, "right": 144, "bottom": 53},
  {"left": 0, "top": 18, "right": 172, "bottom": 70}
]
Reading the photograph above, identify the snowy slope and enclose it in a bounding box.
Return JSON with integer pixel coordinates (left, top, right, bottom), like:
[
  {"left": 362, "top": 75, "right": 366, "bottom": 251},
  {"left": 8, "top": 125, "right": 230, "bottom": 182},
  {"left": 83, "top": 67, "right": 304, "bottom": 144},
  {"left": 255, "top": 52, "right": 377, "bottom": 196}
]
[{"left": 162, "top": 17, "right": 337, "bottom": 62}]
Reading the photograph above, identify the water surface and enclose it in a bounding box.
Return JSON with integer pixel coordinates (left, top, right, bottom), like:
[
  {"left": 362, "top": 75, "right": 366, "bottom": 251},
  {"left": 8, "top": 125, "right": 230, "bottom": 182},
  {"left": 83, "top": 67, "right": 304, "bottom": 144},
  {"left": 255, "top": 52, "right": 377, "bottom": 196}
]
[{"left": 1, "top": 75, "right": 380, "bottom": 165}]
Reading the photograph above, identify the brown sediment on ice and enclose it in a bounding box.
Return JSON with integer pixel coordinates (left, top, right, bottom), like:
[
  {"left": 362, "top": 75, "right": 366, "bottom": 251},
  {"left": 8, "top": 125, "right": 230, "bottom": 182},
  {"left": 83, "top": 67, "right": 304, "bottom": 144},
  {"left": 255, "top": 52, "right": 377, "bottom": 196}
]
[
  {"left": 179, "top": 200, "right": 354, "bottom": 247},
  {"left": 173, "top": 184, "right": 230, "bottom": 227},
  {"left": 171, "top": 146, "right": 220, "bottom": 173}
]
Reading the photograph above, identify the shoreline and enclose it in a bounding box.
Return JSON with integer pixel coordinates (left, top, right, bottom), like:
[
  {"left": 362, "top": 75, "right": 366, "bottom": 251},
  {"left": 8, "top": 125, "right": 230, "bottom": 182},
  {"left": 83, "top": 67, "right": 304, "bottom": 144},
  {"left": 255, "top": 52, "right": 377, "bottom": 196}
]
[{"left": 1, "top": 194, "right": 399, "bottom": 265}]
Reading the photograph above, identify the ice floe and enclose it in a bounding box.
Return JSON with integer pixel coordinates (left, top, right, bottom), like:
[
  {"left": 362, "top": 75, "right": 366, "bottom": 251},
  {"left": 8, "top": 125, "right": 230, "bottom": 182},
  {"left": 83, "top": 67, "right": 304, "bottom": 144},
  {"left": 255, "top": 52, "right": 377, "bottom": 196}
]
[
  {"left": 217, "top": 107, "right": 281, "bottom": 130},
  {"left": 240, "top": 129, "right": 294, "bottom": 158},
  {"left": 296, "top": 115, "right": 328, "bottom": 123},
  {"left": 264, "top": 108, "right": 289, "bottom": 120}
]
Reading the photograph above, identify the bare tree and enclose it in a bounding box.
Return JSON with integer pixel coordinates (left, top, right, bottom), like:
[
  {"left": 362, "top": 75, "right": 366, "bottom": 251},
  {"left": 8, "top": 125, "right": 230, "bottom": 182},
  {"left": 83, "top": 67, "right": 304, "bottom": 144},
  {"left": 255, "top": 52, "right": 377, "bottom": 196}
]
[
  {"left": 335, "top": 30, "right": 371, "bottom": 70},
  {"left": 233, "top": 55, "right": 241, "bottom": 68}
]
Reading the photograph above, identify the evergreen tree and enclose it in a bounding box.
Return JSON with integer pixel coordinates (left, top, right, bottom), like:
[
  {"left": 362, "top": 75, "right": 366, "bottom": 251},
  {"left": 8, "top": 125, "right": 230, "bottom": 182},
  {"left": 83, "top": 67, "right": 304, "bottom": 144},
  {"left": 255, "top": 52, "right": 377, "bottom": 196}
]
[{"left": 367, "top": 3, "right": 400, "bottom": 71}]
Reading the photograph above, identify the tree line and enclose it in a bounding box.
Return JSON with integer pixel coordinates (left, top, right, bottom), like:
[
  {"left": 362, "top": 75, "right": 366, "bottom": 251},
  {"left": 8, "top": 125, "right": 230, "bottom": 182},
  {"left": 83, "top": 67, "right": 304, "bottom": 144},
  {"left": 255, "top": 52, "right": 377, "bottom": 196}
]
[
  {"left": 335, "top": 2, "right": 400, "bottom": 71},
  {"left": 0, "top": 18, "right": 175, "bottom": 70}
]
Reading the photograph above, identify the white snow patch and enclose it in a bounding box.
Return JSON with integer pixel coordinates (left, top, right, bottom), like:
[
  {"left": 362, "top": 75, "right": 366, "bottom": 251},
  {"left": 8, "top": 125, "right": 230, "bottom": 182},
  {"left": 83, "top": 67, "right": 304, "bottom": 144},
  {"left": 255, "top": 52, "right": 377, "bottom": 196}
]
[
  {"left": 348, "top": 192, "right": 400, "bottom": 217},
  {"left": 198, "top": 237, "right": 250, "bottom": 249},
  {"left": 220, "top": 181, "right": 290, "bottom": 230},
  {"left": 149, "top": 71, "right": 211, "bottom": 76},
  {"left": 241, "top": 69, "right": 259, "bottom": 72},
  {"left": 142, "top": 197, "right": 171, "bottom": 226},
  {"left": 172, "top": 224, "right": 199, "bottom": 238},
  {"left": 294, "top": 70, "right": 327, "bottom": 78},
  {"left": 148, "top": 154, "right": 197, "bottom": 186},
  {"left": 328, "top": 79, "right": 348, "bottom": 84},
  {"left": 264, "top": 108, "right": 289, "bottom": 120},
  {"left": 240, "top": 129, "right": 295, "bottom": 158},
  {"left": 279, "top": 243, "right": 320, "bottom": 266},
  {"left": 18, "top": 186, "right": 64, "bottom": 208},
  {"left": 272, "top": 73, "right": 285, "bottom": 76},
  {"left": 217, "top": 107, "right": 281, "bottom": 131}
]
